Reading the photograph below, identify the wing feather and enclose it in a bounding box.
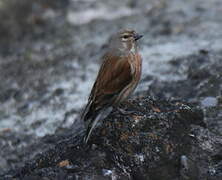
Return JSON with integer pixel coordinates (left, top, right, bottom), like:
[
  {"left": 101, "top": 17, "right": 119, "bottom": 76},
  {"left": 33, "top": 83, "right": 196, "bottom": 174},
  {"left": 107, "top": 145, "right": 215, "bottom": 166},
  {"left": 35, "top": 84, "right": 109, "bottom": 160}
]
[
  {"left": 82, "top": 53, "right": 133, "bottom": 121},
  {"left": 92, "top": 54, "right": 132, "bottom": 106}
]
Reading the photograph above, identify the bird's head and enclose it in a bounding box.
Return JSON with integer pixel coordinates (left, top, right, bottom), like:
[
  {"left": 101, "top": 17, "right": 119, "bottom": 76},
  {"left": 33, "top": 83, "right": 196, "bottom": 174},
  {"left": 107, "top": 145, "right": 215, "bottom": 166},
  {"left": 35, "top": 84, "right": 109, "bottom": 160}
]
[{"left": 108, "top": 29, "right": 143, "bottom": 55}]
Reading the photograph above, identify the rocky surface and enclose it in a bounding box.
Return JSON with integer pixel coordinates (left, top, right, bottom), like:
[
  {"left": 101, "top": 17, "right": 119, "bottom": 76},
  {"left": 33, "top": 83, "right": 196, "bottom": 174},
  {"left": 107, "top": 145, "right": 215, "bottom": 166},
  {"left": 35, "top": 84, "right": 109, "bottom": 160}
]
[
  {"left": 0, "top": 0, "right": 222, "bottom": 179},
  {"left": 2, "top": 97, "right": 206, "bottom": 180}
]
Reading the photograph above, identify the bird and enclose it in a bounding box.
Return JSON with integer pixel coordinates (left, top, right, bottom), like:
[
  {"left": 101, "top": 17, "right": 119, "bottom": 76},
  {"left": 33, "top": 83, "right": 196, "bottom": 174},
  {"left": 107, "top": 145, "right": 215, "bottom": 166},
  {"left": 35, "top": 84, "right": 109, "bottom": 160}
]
[{"left": 81, "top": 29, "right": 143, "bottom": 143}]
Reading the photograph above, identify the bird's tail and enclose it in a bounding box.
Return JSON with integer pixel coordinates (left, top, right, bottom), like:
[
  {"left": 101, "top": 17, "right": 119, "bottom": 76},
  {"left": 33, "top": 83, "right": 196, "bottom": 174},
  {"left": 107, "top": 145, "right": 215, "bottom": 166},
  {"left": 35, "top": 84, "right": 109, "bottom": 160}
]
[{"left": 83, "top": 106, "right": 113, "bottom": 144}]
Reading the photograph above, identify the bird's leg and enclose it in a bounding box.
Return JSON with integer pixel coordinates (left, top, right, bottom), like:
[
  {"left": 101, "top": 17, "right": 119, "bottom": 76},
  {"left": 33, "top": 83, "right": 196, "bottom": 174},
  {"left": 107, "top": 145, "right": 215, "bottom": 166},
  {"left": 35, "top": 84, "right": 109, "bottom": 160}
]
[
  {"left": 116, "top": 107, "right": 134, "bottom": 115},
  {"left": 116, "top": 100, "right": 138, "bottom": 115}
]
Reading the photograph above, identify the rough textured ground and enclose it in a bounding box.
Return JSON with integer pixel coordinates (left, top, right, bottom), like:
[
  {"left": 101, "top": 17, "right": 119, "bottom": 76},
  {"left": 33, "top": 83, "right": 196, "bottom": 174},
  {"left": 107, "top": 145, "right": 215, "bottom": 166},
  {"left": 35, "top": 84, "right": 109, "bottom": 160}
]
[
  {"left": 2, "top": 97, "right": 206, "bottom": 180},
  {"left": 0, "top": 0, "right": 222, "bottom": 179}
]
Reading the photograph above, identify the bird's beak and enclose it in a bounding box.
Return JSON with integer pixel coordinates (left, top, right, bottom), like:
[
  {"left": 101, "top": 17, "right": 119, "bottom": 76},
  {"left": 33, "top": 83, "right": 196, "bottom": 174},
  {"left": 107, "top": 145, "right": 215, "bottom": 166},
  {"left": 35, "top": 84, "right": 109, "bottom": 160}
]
[{"left": 134, "top": 34, "right": 143, "bottom": 41}]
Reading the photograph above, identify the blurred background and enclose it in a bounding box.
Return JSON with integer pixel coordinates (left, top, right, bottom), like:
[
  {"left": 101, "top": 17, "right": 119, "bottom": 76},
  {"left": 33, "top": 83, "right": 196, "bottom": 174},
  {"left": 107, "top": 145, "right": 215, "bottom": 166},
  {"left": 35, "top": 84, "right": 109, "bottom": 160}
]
[{"left": 0, "top": 0, "right": 222, "bottom": 174}]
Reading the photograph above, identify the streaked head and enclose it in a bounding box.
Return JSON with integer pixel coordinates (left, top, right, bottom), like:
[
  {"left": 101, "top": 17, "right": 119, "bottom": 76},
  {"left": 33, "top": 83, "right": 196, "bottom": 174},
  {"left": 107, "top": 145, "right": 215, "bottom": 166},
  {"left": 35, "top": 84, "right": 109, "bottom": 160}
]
[
  {"left": 108, "top": 29, "right": 143, "bottom": 54},
  {"left": 119, "top": 29, "right": 143, "bottom": 43}
]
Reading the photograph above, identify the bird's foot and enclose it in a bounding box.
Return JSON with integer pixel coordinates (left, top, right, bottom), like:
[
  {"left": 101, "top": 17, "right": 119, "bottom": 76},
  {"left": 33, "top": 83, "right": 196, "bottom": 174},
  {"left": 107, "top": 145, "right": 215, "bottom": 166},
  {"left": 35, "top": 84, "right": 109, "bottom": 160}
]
[{"left": 117, "top": 107, "right": 136, "bottom": 115}]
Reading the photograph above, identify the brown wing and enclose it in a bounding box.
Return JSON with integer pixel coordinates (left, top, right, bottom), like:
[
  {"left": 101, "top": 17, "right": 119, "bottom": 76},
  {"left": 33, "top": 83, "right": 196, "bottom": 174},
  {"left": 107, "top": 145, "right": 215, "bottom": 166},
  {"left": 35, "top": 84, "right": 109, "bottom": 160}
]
[{"left": 88, "top": 53, "right": 133, "bottom": 111}]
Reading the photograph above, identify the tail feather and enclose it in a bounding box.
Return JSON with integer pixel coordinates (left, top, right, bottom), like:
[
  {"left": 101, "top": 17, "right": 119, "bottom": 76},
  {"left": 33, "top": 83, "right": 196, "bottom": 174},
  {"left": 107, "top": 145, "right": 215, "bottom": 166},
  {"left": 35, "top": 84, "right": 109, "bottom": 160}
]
[
  {"left": 80, "top": 100, "right": 93, "bottom": 122},
  {"left": 84, "top": 113, "right": 102, "bottom": 143},
  {"left": 83, "top": 107, "right": 113, "bottom": 144}
]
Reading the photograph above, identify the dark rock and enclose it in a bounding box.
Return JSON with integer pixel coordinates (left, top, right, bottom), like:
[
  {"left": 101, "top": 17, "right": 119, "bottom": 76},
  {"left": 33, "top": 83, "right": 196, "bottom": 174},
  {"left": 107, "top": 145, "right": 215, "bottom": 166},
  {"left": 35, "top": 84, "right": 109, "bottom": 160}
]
[{"left": 1, "top": 97, "right": 205, "bottom": 179}]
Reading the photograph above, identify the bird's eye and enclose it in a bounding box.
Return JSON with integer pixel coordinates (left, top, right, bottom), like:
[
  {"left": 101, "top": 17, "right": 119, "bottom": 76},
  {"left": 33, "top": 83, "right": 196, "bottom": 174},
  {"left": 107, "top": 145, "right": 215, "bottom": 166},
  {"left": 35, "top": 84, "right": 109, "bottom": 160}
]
[{"left": 122, "top": 35, "right": 130, "bottom": 39}]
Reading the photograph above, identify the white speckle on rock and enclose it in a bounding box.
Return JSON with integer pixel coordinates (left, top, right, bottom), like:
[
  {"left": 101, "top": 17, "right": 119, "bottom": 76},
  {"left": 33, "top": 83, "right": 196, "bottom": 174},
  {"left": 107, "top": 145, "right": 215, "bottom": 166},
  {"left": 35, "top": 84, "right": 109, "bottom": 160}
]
[
  {"left": 135, "top": 153, "right": 145, "bottom": 162},
  {"left": 102, "top": 169, "right": 113, "bottom": 176},
  {"left": 201, "top": 97, "right": 217, "bottom": 107}
]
